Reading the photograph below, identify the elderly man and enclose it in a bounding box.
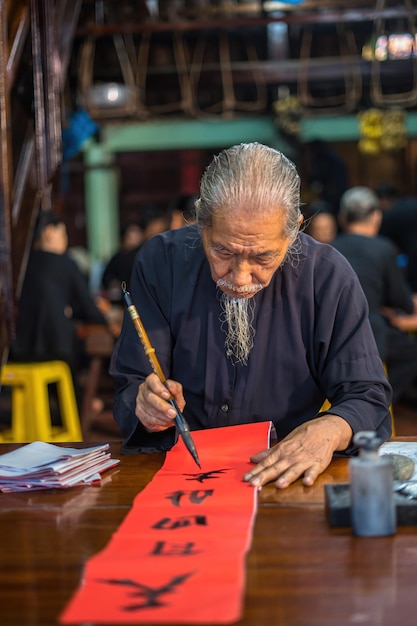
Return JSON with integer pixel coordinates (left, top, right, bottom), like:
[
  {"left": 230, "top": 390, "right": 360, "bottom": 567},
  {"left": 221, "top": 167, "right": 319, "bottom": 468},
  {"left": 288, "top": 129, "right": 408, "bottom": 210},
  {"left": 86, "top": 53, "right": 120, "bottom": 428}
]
[{"left": 110, "top": 143, "right": 391, "bottom": 489}]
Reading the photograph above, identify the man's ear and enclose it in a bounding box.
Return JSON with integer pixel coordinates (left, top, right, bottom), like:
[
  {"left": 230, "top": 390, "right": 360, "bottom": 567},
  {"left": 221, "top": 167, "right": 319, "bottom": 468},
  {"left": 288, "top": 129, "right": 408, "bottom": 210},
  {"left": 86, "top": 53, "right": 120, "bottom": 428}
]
[
  {"left": 42, "top": 224, "right": 55, "bottom": 243},
  {"left": 373, "top": 208, "right": 383, "bottom": 231},
  {"left": 290, "top": 214, "right": 304, "bottom": 245}
]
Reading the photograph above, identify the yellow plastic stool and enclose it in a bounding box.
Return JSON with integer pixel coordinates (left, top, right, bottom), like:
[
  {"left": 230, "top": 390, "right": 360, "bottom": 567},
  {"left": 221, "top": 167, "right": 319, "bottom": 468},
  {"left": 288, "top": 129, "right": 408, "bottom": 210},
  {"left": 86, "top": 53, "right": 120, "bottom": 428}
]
[
  {"left": 0, "top": 361, "right": 83, "bottom": 443},
  {"left": 0, "top": 381, "right": 27, "bottom": 443}
]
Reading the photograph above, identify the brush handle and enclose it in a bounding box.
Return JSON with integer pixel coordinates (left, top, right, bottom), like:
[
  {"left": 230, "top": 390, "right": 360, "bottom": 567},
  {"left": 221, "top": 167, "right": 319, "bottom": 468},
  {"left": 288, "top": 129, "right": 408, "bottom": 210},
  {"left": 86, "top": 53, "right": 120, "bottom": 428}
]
[{"left": 121, "top": 284, "right": 201, "bottom": 468}]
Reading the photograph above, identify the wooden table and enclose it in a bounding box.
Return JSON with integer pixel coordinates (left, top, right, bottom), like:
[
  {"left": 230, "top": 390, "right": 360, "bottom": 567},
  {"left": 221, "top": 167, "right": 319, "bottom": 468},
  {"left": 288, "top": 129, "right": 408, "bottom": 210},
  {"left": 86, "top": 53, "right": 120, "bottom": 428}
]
[{"left": 1, "top": 438, "right": 417, "bottom": 626}]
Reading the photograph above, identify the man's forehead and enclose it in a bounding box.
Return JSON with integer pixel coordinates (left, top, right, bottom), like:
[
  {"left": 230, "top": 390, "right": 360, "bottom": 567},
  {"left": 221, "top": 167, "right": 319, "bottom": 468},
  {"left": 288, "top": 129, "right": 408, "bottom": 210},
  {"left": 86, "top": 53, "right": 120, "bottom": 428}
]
[{"left": 208, "top": 210, "right": 287, "bottom": 245}]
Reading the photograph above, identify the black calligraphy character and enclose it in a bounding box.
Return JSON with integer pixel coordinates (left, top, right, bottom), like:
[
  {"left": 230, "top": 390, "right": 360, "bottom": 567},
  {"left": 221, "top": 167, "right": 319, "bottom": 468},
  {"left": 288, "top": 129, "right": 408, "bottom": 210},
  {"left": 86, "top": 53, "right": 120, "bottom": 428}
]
[
  {"left": 152, "top": 515, "right": 207, "bottom": 529},
  {"left": 151, "top": 541, "right": 199, "bottom": 556},
  {"left": 184, "top": 468, "right": 230, "bottom": 483},
  {"left": 166, "top": 489, "right": 214, "bottom": 507},
  {"left": 97, "top": 572, "right": 194, "bottom": 611}
]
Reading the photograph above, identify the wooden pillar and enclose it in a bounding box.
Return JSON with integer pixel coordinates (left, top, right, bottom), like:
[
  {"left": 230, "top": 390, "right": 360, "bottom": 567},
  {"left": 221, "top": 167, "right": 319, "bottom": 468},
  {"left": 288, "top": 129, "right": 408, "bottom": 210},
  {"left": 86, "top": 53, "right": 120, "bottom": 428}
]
[{"left": 0, "top": 0, "right": 14, "bottom": 364}]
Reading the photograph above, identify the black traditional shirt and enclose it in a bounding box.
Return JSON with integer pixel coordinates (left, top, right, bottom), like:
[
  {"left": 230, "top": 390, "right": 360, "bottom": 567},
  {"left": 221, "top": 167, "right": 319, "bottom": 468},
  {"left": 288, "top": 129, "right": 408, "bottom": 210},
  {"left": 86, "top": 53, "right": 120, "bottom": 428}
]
[{"left": 110, "top": 226, "right": 392, "bottom": 453}]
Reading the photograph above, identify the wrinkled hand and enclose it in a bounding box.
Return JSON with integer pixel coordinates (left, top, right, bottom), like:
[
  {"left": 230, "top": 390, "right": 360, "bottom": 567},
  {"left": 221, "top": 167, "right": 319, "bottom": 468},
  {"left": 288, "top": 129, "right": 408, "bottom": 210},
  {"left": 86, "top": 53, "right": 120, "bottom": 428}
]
[
  {"left": 243, "top": 415, "right": 352, "bottom": 489},
  {"left": 135, "top": 373, "right": 185, "bottom": 432}
]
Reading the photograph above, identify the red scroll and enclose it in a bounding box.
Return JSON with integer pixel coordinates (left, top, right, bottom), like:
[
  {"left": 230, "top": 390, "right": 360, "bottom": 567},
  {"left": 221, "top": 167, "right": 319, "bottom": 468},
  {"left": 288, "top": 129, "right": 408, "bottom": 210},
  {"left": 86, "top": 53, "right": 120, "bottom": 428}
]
[{"left": 60, "top": 421, "right": 271, "bottom": 624}]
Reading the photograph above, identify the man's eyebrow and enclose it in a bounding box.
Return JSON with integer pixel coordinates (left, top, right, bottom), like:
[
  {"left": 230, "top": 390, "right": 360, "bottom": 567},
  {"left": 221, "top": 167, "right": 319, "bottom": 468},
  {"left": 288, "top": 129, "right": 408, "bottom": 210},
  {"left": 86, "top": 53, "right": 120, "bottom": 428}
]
[
  {"left": 254, "top": 250, "right": 279, "bottom": 258},
  {"left": 212, "top": 242, "right": 280, "bottom": 258},
  {"left": 211, "top": 242, "right": 231, "bottom": 251}
]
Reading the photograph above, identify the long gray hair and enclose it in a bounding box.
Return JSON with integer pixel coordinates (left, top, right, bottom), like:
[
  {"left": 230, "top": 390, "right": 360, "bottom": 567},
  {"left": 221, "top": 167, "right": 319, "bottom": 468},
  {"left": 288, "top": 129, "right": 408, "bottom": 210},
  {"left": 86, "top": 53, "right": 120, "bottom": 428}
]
[{"left": 196, "top": 143, "right": 301, "bottom": 240}]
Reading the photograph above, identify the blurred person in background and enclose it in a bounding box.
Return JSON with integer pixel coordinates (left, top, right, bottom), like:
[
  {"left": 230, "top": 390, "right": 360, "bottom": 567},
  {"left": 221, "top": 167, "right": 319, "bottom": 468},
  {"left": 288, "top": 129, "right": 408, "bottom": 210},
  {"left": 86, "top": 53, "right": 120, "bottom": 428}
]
[
  {"left": 169, "top": 194, "right": 197, "bottom": 230},
  {"left": 101, "top": 222, "right": 145, "bottom": 299},
  {"left": 140, "top": 205, "right": 171, "bottom": 240},
  {"left": 101, "top": 206, "right": 170, "bottom": 301},
  {"left": 376, "top": 182, "right": 417, "bottom": 293},
  {"left": 304, "top": 200, "right": 338, "bottom": 244},
  {"left": 9, "top": 211, "right": 111, "bottom": 414},
  {"left": 332, "top": 186, "right": 417, "bottom": 405}
]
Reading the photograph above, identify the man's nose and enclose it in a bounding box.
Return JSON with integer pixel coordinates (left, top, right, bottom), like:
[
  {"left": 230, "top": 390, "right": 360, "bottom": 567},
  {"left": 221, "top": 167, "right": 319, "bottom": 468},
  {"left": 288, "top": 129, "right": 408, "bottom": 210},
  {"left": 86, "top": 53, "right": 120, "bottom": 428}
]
[{"left": 230, "top": 259, "right": 252, "bottom": 285}]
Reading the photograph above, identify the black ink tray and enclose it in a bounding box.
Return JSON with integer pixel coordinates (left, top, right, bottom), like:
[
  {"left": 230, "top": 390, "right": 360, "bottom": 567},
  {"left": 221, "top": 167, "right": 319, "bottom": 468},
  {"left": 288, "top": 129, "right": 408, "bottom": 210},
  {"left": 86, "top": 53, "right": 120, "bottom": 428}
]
[{"left": 325, "top": 483, "right": 417, "bottom": 527}]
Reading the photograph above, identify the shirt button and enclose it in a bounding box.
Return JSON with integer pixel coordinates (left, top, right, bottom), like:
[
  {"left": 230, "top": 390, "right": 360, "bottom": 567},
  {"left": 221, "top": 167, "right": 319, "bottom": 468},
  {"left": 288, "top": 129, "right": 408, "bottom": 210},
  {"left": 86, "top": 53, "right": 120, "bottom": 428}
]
[{"left": 221, "top": 404, "right": 229, "bottom": 413}]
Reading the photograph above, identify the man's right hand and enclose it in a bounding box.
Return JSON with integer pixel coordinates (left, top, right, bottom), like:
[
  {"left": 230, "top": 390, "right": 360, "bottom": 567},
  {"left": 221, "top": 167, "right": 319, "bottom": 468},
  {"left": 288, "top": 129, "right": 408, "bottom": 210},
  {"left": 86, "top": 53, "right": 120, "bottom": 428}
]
[{"left": 135, "top": 373, "right": 185, "bottom": 432}]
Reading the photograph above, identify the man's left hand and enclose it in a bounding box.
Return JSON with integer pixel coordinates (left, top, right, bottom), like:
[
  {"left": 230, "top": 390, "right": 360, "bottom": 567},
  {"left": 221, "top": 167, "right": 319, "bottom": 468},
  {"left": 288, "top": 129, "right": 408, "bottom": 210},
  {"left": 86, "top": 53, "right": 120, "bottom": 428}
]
[{"left": 243, "top": 415, "right": 352, "bottom": 489}]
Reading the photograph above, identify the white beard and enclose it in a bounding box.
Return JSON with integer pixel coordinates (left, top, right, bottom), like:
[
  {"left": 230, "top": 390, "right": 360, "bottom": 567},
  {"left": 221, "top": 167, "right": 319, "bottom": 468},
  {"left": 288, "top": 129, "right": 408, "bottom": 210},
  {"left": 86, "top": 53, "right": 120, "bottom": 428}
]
[{"left": 218, "top": 292, "right": 257, "bottom": 366}]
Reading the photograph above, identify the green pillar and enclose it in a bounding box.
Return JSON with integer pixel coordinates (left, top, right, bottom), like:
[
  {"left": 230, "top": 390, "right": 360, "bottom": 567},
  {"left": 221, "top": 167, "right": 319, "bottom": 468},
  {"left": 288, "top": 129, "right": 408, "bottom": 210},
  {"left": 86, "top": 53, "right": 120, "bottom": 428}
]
[{"left": 83, "top": 142, "right": 119, "bottom": 265}]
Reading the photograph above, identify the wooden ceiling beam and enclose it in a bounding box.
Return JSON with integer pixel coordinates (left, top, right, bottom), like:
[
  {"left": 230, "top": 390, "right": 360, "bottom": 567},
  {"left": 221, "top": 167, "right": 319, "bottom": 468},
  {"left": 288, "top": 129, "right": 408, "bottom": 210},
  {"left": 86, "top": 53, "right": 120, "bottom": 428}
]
[{"left": 75, "top": 7, "right": 417, "bottom": 37}]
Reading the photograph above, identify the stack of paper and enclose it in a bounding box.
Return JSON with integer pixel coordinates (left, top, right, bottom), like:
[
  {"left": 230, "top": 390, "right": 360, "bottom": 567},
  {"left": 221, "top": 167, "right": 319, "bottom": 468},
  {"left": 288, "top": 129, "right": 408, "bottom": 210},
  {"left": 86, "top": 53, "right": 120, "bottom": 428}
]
[{"left": 0, "top": 441, "right": 120, "bottom": 492}]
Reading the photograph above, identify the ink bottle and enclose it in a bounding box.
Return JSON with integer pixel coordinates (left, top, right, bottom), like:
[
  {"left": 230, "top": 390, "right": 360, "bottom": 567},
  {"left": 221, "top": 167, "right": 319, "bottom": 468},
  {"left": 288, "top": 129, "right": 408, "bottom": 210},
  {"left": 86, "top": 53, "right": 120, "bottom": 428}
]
[{"left": 349, "top": 431, "right": 396, "bottom": 537}]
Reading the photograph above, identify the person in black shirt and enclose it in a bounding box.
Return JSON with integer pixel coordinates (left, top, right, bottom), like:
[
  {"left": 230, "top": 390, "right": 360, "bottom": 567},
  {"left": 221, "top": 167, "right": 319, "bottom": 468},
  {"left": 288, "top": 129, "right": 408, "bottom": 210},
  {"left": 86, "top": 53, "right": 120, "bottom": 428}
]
[
  {"left": 333, "top": 186, "right": 417, "bottom": 404},
  {"left": 101, "top": 208, "right": 170, "bottom": 302},
  {"left": 101, "top": 222, "right": 144, "bottom": 299},
  {"left": 11, "top": 211, "right": 107, "bottom": 375},
  {"left": 376, "top": 182, "right": 417, "bottom": 293}
]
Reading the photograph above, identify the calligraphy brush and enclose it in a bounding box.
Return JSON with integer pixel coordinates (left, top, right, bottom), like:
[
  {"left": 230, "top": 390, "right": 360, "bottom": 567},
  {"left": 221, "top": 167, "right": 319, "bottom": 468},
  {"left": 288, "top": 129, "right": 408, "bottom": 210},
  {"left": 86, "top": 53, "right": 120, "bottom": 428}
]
[{"left": 121, "top": 283, "right": 201, "bottom": 468}]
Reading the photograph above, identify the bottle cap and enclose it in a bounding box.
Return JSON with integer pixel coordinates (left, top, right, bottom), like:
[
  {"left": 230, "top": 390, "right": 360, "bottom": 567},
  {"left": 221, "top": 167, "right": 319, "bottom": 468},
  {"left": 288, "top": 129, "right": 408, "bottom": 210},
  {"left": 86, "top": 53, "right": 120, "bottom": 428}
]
[{"left": 353, "top": 431, "right": 382, "bottom": 456}]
